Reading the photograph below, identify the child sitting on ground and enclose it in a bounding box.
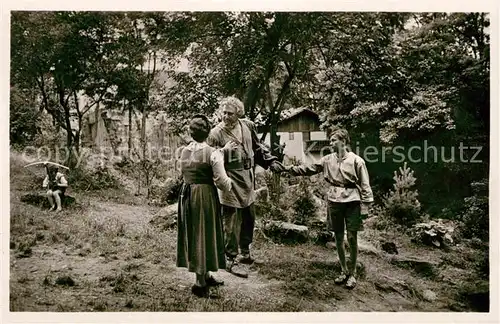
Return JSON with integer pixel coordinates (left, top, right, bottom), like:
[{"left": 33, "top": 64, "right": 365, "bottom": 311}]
[{"left": 43, "top": 164, "right": 69, "bottom": 212}]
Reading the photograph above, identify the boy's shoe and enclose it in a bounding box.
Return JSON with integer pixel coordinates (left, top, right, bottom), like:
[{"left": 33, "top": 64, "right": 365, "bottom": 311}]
[
  {"left": 334, "top": 272, "right": 348, "bottom": 285},
  {"left": 239, "top": 253, "right": 264, "bottom": 265},
  {"left": 345, "top": 275, "right": 357, "bottom": 289}
]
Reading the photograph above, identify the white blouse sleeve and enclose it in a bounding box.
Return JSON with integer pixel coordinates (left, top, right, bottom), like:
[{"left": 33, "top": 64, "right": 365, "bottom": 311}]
[
  {"left": 210, "top": 149, "right": 232, "bottom": 192},
  {"left": 355, "top": 157, "right": 374, "bottom": 214},
  {"left": 58, "top": 173, "right": 68, "bottom": 187}
]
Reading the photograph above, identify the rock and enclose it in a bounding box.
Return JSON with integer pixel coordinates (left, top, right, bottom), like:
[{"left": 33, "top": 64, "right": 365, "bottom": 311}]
[
  {"left": 325, "top": 238, "right": 351, "bottom": 251},
  {"left": 263, "top": 221, "right": 309, "bottom": 244},
  {"left": 381, "top": 241, "right": 398, "bottom": 254},
  {"left": 161, "top": 203, "right": 178, "bottom": 217},
  {"left": 311, "top": 194, "right": 326, "bottom": 211},
  {"left": 308, "top": 219, "right": 326, "bottom": 230},
  {"left": 358, "top": 238, "right": 381, "bottom": 257},
  {"left": 363, "top": 216, "right": 378, "bottom": 228},
  {"left": 325, "top": 242, "right": 336, "bottom": 249},
  {"left": 422, "top": 289, "right": 437, "bottom": 302},
  {"left": 375, "top": 275, "right": 414, "bottom": 298},
  {"left": 309, "top": 230, "right": 334, "bottom": 245},
  {"left": 307, "top": 219, "right": 333, "bottom": 245},
  {"left": 151, "top": 203, "right": 178, "bottom": 229},
  {"left": 164, "top": 178, "right": 183, "bottom": 204},
  {"left": 389, "top": 255, "right": 439, "bottom": 279},
  {"left": 374, "top": 281, "right": 404, "bottom": 295},
  {"left": 21, "top": 193, "right": 76, "bottom": 208}
]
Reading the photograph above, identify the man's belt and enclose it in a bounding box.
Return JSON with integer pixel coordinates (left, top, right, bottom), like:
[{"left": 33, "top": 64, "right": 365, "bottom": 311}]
[
  {"left": 225, "top": 157, "right": 254, "bottom": 170},
  {"left": 325, "top": 178, "right": 357, "bottom": 189}
]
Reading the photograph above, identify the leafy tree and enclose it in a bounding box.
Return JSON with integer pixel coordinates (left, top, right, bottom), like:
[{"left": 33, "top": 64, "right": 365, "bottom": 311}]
[
  {"left": 318, "top": 13, "right": 489, "bottom": 216},
  {"left": 11, "top": 12, "right": 169, "bottom": 164},
  {"left": 320, "top": 13, "right": 489, "bottom": 145},
  {"left": 162, "top": 12, "right": 408, "bottom": 156},
  {"left": 9, "top": 86, "right": 41, "bottom": 146},
  {"left": 11, "top": 12, "right": 127, "bottom": 162}
]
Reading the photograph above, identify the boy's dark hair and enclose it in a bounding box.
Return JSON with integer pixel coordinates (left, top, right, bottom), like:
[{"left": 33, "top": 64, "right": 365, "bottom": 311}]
[
  {"left": 330, "top": 128, "right": 351, "bottom": 145},
  {"left": 189, "top": 114, "right": 211, "bottom": 142}
]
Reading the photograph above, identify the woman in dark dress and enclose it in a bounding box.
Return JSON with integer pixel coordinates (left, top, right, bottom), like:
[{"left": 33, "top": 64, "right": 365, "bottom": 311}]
[{"left": 176, "top": 114, "right": 236, "bottom": 297}]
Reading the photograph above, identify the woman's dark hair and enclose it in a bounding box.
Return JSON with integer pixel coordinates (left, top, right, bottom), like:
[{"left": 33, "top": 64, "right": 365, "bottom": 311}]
[
  {"left": 189, "top": 114, "right": 211, "bottom": 142},
  {"left": 45, "top": 165, "right": 59, "bottom": 181}
]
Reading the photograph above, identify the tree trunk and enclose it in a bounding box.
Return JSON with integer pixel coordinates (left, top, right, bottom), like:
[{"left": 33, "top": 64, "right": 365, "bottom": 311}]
[
  {"left": 269, "top": 70, "right": 295, "bottom": 157},
  {"left": 141, "top": 106, "right": 147, "bottom": 160},
  {"left": 269, "top": 112, "right": 279, "bottom": 157},
  {"left": 74, "top": 126, "right": 81, "bottom": 155},
  {"left": 59, "top": 90, "right": 75, "bottom": 166},
  {"left": 272, "top": 172, "right": 281, "bottom": 204}
]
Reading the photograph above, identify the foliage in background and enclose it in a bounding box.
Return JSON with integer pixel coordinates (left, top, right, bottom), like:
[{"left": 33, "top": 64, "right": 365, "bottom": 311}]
[
  {"left": 318, "top": 13, "right": 489, "bottom": 217},
  {"left": 9, "top": 86, "right": 41, "bottom": 147},
  {"left": 459, "top": 179, "right": 489, "bottom": 241},
  {"left": 68, "top": 166, "right": 120, "bottom": 192},
  {"left": 161, "top": 12, "right": 408, "bottom": 154},
  {"left": 256, "top": 170, "right": 287, "bottom": 222},
  {"left": 148, "top": 172, "right": 183, "bottom": 206},
  {"left": 291, "top": 177, "right": 318, "bottom": 225}
]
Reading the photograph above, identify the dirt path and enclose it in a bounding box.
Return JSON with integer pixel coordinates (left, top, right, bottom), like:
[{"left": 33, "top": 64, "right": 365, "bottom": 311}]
[
  {"left": 10, "top": 190, "right": 483, "bottom": 312},
  {"left": 90, "top": 200, "right": 283, "bottom": 289},
  {"left": 10, "top": 197, "right": 296, "bottom": 311}
]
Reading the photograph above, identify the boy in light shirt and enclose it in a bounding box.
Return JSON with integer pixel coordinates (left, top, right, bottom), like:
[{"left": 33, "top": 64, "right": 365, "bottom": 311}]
[{"left": 285, "top": 128, "right": 373, "bottom": 289}]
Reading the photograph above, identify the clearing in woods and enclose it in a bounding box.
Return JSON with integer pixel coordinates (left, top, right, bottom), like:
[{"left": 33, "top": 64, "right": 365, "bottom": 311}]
[{"left": 9, "top": 152, "right": 488, "bottom": 312}]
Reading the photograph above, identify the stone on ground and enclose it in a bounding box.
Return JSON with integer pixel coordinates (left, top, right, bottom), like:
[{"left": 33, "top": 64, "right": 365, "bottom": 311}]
[{"left": 263, "top": 221, "right": 309, "bottom": 244}]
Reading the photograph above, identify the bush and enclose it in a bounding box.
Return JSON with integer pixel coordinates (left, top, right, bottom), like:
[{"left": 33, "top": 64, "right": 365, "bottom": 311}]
[
  {"left": 459, "top": 179, "right": 488, "bottom": 241},
  {"left": 254, "top": 170, "right": 286, "bottom": 222},
  {"left": 291, "top": 177, "right": 318, "bottom": 226},
  {"left": 410, "top": 219, "right": 457, "bottom": 248},
  {"left": 383, "top": 162, "right": 422, "bottom": 226},
  {"left": 371, "top": 203, "right": 393, "bottom": 230},
  {"left": 68, "top": 166, "right": 119, "bottom": 191},
  {"left": 149, "top": 175, "right": 183, "bottom": 205},
  {"left": 265, "top": 169, "right": 284, "bottom": 203},
  {"left": 475, "top": 248, "right": 489, "bottom": 280},
  {"left": 256, "top": 198, "right": 287, "bottom": 223}
]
